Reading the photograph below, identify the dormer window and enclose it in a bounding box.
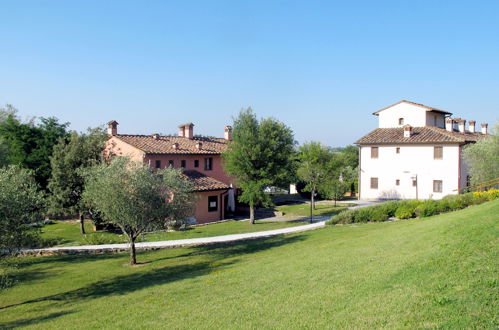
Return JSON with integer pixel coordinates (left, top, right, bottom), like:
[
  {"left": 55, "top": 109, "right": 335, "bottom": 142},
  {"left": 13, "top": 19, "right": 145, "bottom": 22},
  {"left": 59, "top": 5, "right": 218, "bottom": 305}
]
[{"left": 398, "top": 118, "right": 404, "bottom": 125}]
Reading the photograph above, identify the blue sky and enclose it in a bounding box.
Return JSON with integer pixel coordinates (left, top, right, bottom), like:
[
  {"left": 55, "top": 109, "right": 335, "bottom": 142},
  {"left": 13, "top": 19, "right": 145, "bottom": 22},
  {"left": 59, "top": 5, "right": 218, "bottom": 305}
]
[{"left": 1, "top": 0, "right": 498, "bottom": 146}]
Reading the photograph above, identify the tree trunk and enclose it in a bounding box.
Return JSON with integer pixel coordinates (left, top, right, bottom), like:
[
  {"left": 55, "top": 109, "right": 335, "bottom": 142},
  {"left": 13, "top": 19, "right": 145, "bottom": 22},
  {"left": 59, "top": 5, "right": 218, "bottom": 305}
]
[
  {"left": 129, "top": 237, "right": 137, "bottom": 265},
  {"left": 310, "top": 189, "right": 314, "bottom": 223},
  {"left": 312, "top": 187, "right": 316, "bottom": 210},
  {"left": 249, "top": 203, "right": 255, "bottom": 225},
  {"left": 79, "top": 213, "right": 85, "bottom": 234}
]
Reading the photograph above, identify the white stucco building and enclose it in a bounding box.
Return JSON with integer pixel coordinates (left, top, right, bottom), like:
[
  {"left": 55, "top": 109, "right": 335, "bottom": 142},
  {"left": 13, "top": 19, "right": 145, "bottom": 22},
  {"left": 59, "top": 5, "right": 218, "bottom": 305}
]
[{"left": 356, "top": 100, "right": 489, "bottom": 200}]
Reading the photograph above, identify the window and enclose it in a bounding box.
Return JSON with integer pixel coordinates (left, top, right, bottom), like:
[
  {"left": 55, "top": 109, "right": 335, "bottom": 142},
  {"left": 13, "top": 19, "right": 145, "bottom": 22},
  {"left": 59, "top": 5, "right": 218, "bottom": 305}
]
[
  {"left": 155, "top": 160, "right": 161, "bottom": 169},
  {"left": 208, "top": 195, "right": 218, "bottom": 212},
  {"left": 399, "top": 118, "right": 404, "bottom": 125},
  {"left": 180, "top": 160, "right": 186, "bottom": 168},
  {"left": 194, "top": 159, "right": 199, "bottom": 168},
  {"left": 433, "top": 180, "right": 443, "bottom": 193},
  {"left": 396, "top": 179, "right": 400, "bottom": 186},
  {"left": 371, "top": 147, "right": 379, "bottom": 159},
  {"left": 370, "top": 177, "right": 378, "bottom": 189},
  {"left": 168, "top": 160, "right": 174, "bottom": 168},
  {"left": 434, "top": 146, "right": 443, "bottom": 160},
  {"left": 204, "top": 157, "right": 213, "bottom": 170},
  {"left": 396, "top": 147, "right": 400, "bottom": 154}
]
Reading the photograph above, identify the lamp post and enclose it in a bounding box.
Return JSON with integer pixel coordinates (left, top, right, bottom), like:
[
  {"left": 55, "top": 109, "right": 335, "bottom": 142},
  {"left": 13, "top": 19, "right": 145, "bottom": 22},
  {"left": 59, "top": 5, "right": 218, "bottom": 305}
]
[
  {"left": 411, "top": 174, "right": 418, "bottom": 200},
  {"left": 404, "top": 171, "right": 418, "bottom": 200}
]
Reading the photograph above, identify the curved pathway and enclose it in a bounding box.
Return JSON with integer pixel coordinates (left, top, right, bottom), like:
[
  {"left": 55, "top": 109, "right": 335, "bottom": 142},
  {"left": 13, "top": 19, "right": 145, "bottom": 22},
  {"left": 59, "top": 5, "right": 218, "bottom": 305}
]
[{"left": 21, "top": 200, "right": 380, "bottom": 256}]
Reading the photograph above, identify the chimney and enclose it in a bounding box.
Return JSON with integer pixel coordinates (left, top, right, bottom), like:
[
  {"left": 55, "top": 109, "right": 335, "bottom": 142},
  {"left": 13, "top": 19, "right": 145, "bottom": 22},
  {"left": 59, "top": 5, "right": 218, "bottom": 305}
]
[
  {"left": 224, "top": 126, "right": 233, "bottom": 141},
  {"left": 469, "top": 120, "right": 476, "bottom": 133},
  {"left": 457, "top": 119, "right": 466, "bottom": 133},
  {"left": 107, "top": 120, "right": 118, "bottom": 136},
  {"left": 178, "top": 123, "right": 194, "bottom": 139},
  {"left": 196, "top": 141, "right": 203, "bottom": 150},
  {"left": 403, "top": 124, "right": 412, "bottom": 138},
  {"left": 445, "top": 118, "right": 453, "bottom": 132},
  {"left": 152, "top": 133, "right": 160, "bottom": 140},
  {"left": 172, "top": 143, "right": 179, "bottom": 150},
  {"left": 481, "top": 123, "right": 488, "bottom": 134}
]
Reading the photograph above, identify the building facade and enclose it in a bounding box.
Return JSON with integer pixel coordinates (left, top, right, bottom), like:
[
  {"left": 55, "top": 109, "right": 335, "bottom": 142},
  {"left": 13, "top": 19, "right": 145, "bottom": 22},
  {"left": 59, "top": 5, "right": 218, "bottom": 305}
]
[
  {"left": 105, "top": 121, "right": 235, "bottom": 223},
  {"left": 356, "top": 100, "right": 489, "bottom": 200}
]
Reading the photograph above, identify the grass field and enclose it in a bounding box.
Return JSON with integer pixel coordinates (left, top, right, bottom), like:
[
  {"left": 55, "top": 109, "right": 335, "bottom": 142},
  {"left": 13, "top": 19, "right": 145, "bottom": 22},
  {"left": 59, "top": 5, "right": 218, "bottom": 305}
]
[
  {"left": 1, "top": 200, "right": 498, "bottom": 329},
  {"left": 275, "top": 203, "right": 348, "bottom": 217},
  {"left": 40, "top": 219, "right": 303, "bottom": 247}
]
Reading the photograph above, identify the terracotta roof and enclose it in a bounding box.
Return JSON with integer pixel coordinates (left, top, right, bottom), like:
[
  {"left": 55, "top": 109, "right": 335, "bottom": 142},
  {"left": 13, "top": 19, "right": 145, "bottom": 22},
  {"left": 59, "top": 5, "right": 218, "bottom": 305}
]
[
  {"left": 355, "top": 126, "right": 488, "bottom": 145},
  {"left": 373, "top": 100, "right": 452, "bottom": 115},
  {"left": 182, "top": 170, "right": 230, "bottom": 192},
  {"left": 115, "top": 135, "right": 228, "bottom": 155}
]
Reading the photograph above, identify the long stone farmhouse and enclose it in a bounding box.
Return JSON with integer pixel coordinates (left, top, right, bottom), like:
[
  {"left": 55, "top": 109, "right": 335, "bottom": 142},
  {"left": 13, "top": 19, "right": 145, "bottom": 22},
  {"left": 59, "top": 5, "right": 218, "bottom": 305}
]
[
  {"left": 356, "top": 100, "right": 489, "bottom": 200},
  {"left": 104, "top": 121, "right": 235, "bottom": 224}
]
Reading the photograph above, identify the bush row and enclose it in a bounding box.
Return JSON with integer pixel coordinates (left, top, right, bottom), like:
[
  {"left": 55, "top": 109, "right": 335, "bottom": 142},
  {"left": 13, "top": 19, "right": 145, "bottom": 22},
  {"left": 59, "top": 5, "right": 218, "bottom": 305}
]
[{"left": 326, "top": 189, "right": 499, "bottom": 225}]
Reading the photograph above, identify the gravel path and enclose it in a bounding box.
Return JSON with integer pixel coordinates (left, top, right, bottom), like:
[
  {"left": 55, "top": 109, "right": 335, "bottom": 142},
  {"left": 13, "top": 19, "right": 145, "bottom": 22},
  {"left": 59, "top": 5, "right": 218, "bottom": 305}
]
[{"left": 20, "top": 200, "right": 381, "bottom": 256}]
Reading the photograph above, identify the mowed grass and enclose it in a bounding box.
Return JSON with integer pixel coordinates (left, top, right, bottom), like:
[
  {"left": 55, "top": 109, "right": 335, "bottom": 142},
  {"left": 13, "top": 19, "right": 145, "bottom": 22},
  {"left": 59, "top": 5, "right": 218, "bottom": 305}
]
[
  {"left": 1, "top": 200, "right": 498, "bottom": 329},
  {"left": 276, "top": 202, "right": 348, "bottom": 217},
  {"left": 40, "top": 219, "right": 303, "bottom": 247}
]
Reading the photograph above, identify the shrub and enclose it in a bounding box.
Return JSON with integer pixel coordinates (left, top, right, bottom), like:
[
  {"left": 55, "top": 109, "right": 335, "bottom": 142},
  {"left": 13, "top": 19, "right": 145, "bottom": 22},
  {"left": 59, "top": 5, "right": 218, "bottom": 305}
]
[
  {"left": 378, "top": 201, "right": 400, "bottom": 218},
  {"left": 327, "top": 209, "right": 357, "bottom": 225},
  {"left": 415, "top": 200, "right": 439, "bottom": 217},
  {"left": 354, "top": 207, "right": 374, "bottom": 223},
  {"left": 473, "top": 189, "right": 499, "bottom": 202},
  {"left": 395, "top": 204, "right": 416, "bottom": 219},
  {"left": 369, "top": 206, "right": 390, "bottom": 222}
]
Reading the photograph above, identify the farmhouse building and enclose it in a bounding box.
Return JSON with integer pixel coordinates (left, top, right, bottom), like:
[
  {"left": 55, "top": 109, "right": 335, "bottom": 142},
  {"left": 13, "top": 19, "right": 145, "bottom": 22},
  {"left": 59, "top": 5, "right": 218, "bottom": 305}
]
[
  {"left": 356, "top": 100, "right": 489, "bottom": 200},
  {"left": 105, "top": 121, "right": 235, "bottom": 223}
]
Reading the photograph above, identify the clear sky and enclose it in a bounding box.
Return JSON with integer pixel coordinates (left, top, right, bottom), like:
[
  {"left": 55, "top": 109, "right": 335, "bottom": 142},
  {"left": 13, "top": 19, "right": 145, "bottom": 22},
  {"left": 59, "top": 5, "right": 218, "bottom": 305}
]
[{"left": 1, "top": 0, "right": 498, "bottom": 146}]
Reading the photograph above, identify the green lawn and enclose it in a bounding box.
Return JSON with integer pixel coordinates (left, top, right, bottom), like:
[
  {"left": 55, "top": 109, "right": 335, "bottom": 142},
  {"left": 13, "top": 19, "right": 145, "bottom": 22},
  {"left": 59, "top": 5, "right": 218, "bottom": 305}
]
[
  {"left": 1, "top": 200, "right": 498, "bottom": 328},
  {"left": 276, "top": 202, "right": 348, "bottom": 217},
  {"left": 40, "top": 219, "right": 303, "bottom": 247}
]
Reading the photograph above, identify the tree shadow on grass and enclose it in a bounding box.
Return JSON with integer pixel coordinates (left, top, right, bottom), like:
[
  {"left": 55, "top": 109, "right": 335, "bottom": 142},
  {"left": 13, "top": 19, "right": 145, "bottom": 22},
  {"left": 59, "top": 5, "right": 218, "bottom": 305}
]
[
  {"left": 0, "top": 311, "right": 74, "bottom": 330},
  {"left": 1, "top": 235, "right": 306, "bottom": 312}
]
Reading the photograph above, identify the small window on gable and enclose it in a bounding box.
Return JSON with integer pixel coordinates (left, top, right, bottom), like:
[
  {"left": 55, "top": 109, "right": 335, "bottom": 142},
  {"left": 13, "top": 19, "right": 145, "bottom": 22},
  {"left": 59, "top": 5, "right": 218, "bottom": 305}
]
[
  {"left": 168, "top": 160, "right": 174, "bottom": 168},
  {"left": 194, "top": 159, "right": 199, "bottom": 168},
  {"left": 399, "top": 118, "right": 404, "bottom": 125},
  {"left": 433, "top": 180, "right": 443, "bottom": 193},
  {"left": 370, "top": 177, "right": 378, "bottom": 189},
  {"left": 155, "top": 160, "right": 161, "bottom": 169},
  {"left": 434, "top": 146, "right": 443, "bottom": 160},
  {"left": 396, "top": 147, "right": 400, "bottom": 154},
  {"left": 371, "top": 147, "right": 379, "bottom": 159}
]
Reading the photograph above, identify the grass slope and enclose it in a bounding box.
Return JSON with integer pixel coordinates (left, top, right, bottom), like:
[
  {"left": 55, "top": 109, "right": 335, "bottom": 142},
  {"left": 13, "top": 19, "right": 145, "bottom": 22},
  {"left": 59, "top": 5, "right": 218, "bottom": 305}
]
[
  {"left": 1, "top": 200, "right": 498, "bottom": 329},
  {"left": 40, "top": 220, "right": 303, "bottom": 247}
]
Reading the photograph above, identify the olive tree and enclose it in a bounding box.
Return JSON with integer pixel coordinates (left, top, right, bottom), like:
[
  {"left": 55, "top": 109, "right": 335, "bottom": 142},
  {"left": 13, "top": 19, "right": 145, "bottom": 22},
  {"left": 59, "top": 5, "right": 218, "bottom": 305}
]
[
  {"left": 463, "top": 122, "right": 499, "bottom": 186},
  {"left": 0, "top": 165, "right": 45, "bottom": 253},
  {"left": 81, "top": 157, "right": 195, "bottom": 264}
]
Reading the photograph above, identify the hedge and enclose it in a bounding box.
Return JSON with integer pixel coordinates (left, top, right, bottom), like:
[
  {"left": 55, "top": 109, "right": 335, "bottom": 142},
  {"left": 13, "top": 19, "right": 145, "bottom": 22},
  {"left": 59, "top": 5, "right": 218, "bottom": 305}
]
[{"left": 326, "top": 189, "right": 499, "bottom": 225}]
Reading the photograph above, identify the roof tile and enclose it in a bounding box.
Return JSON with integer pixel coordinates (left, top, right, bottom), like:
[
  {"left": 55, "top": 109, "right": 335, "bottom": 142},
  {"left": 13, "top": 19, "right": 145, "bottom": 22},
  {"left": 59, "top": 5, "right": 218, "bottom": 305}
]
[
  {"left": 115, "top": 135, "right": 228, "bottom": 155},
  {"left": 356, "top": 126, "right": 488, "bottom": 145}
]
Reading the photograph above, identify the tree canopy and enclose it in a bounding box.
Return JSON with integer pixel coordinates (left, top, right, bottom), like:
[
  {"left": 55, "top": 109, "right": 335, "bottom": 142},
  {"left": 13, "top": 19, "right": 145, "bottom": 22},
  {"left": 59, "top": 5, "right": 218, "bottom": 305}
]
[
  {"left": 223, "top": 108, "right": 295, "bottom": 223},
  {"left": 0, "top": 105, "right": 69, "bottom": 188},
  {"left": 81, "top": 157, "right": 195, "bottom": 264},
  {"left": 463, "top": 122, "right": 499, "bottom": 186},
  {"left": 0, "top": 165, "right": 45, "bottom": 252}
]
